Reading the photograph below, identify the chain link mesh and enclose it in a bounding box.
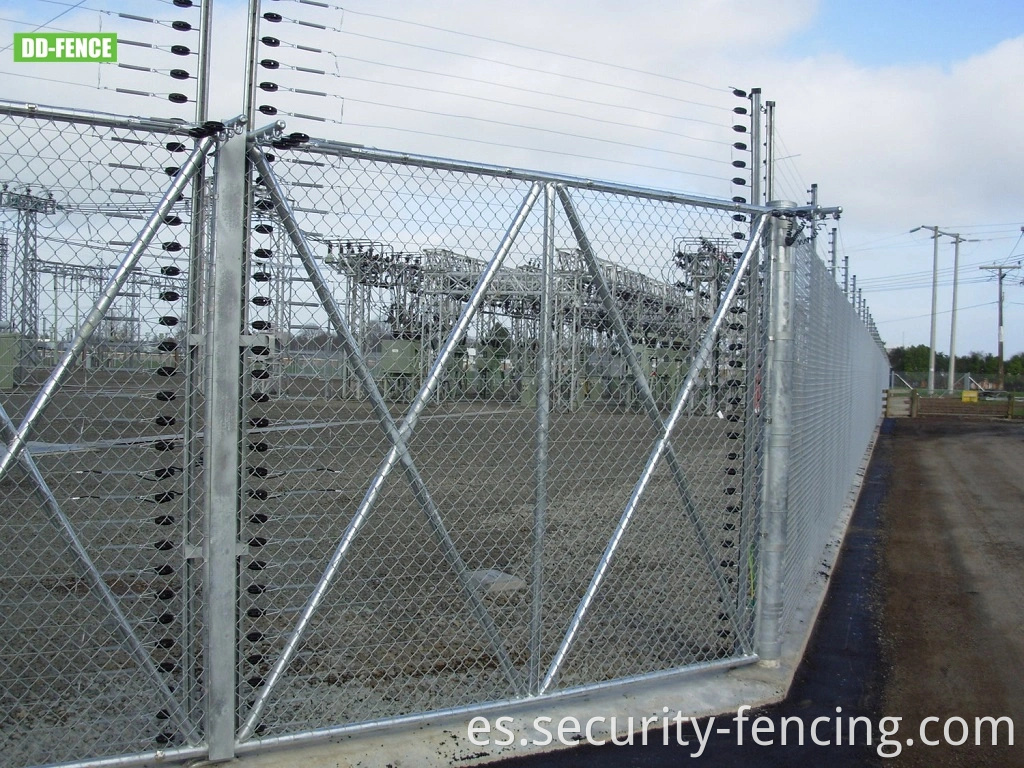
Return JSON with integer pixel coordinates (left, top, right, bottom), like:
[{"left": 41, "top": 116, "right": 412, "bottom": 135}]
[
  {"left": 233, "top": 140, "right": 767, "bottom": 738},
  {"left": 0, "top": 108, "right": 213, "bottom": 765},
  {"left": 0, "top": 109, "right": 887, "bottom": 767},
  {"left": 780, "top": 235, "right": 889, "bottom": 634}
]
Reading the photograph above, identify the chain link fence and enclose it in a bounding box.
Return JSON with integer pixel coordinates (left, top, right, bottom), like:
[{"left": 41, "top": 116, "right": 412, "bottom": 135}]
[
  {"left": 0, "top": 104, "right": 222, "bottom": 766},
  {"left": 0, "top": 107, "right": 886, "bottom": 768},
  {"left": 779, "top": 232, "right": 890, "bottom": 638}
]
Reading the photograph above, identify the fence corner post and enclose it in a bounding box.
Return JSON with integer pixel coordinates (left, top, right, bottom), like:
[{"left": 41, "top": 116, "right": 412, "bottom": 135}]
[{"left": 755, "top": 202, "right": 797, "bottom": 665}]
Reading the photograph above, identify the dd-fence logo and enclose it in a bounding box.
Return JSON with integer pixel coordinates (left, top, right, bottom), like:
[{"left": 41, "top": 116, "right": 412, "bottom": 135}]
[{"left": 14, "top": 33, "right": 117, "bottom": 62}]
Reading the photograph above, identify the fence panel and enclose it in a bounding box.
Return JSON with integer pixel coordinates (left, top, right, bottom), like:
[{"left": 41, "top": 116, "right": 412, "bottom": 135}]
[
  {"left": 0, "top": 108, "right": 889, "bottom": 768},
  {"left": 780, "top": 234, "right": 889, "bottom": 637},
  {"left": 231, "top": 138, "right": 768, "bottom": 742},
  {"left": 0, "top": 107, "right": 215, "bottom": 765}
]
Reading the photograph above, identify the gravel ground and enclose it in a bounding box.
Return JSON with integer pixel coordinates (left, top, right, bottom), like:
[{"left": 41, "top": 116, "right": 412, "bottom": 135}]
[{"left": 1, "top": 372, "right": 753, "bottom": 767}]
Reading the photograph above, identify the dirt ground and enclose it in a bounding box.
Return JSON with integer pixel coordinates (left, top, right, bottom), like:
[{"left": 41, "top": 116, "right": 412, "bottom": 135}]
[{"left": 881, "top": 417, "right": 1024, "bottom": 766}]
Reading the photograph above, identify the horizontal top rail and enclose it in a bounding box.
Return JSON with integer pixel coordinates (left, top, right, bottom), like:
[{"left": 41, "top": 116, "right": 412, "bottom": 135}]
[
  {"left": 251, "top": 129, "right": 771, "bottom": 216},
  {"left": 0, "top": 99, "right": 242, "bottom": 135}
]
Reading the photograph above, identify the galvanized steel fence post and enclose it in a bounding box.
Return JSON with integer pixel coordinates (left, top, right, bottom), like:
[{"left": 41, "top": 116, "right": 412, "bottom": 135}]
[
  {"left": 203, "top": 129, "right": 247, "bottom": 760},
  {"left": 756, "top": 203, "right": 797, "bottom": 664}
]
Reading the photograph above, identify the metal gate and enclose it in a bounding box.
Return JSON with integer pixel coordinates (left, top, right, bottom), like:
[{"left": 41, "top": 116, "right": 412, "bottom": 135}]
[{"left": 0, "top": 105, "right": 888, "bottom": 768}]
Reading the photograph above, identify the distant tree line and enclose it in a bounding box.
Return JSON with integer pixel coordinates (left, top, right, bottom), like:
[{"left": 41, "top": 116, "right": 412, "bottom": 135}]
[{"left": 888, "top": 345, "right": 1024, "bottom": 378}]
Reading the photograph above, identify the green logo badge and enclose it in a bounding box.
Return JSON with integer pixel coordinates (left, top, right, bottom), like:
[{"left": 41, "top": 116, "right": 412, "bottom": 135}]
[{"left": 14, "top": 33, "right": 117, "bottom": 63}]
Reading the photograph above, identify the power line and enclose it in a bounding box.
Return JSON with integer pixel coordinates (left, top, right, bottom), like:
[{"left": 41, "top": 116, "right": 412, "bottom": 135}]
[
  {"left": 343, "top": 97, "right": 729, "bottom": 167},
  {"left": 336, "top": 121, "right": 728, "bottom": 182},
  {"left": 0, "top": 0, "right": 88, "bottom": 53},
  {"left": 333, "top": 71, "right": 732, "bottom": 147},
  {"left": 338, "top": 29, "right": 729, "bottom": 116},
  {"left": 344, "top": 8, "right": 727, "bottom": 96},
  {"left": 875, "top": 300, "right": 996, "bottom": 324}
]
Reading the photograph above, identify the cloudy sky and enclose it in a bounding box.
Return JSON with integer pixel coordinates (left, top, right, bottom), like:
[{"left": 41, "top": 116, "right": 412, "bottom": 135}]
[{"left": 2, "top": 0, "right": 1022, "bottom": 357}]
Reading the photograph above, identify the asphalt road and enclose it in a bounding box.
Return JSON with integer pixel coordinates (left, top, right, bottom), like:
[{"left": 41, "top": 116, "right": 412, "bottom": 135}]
[
  {"left": 495, "top": 416, "right": 1024, "bottom": 767},
  {"left": 881, "top": 417, "right": 1024, "bottom": 767}
]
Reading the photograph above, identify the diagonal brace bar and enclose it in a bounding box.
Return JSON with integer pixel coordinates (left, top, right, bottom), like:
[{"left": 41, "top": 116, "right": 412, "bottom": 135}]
[
  {"left": 557, "top": 186, "right": 765, "bottom": 636},
  {"left": 0, "top": 402, "right": 198, "bottom": 744},
  {"left": 237, "top": 150, "right": 538, "bottom": 739},
  {"left": 541, "top": 194, "right": 767, "bottom": 692}
]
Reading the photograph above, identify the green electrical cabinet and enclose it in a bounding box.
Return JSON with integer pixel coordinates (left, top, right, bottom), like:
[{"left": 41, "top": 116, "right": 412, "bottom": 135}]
[{"left": 0, "top": 333, "right": 18, "bottom": 390}]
